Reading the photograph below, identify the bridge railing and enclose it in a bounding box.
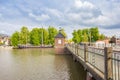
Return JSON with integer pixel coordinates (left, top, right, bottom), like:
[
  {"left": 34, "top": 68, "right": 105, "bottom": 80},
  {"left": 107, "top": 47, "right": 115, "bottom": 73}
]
[
  {"left": 66, "top": 43, "right": 120, "bottom": 80},
  {"left": 87, "top": 46, "right": 105, "bottom": 73},
  {"left": 112, "top": 50, "right": 120, "bottom": 80},
  {"left": 77, "top": 45, "right": 85, "bottom": 60},
  {"left": 67, "top": 44, "right": 105, "bottom": 73}
]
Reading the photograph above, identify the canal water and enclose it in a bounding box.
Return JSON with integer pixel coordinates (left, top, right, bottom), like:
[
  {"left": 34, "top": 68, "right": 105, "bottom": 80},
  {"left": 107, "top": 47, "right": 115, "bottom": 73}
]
[{"left": 0, "top": 48, "right": 86, "bottom": 80}]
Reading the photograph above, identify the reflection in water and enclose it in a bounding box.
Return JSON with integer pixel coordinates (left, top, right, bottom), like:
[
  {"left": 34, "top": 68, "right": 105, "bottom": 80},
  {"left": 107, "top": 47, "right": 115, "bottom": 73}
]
[{"left": 0, "top": 48, "right": 86, "bottom": 80}]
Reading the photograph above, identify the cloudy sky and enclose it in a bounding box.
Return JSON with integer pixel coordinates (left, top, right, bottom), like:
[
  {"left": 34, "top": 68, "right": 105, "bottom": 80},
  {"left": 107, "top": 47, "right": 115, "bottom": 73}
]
[{"left": 0, "top": 0, "right": 120, "bottom": 38}]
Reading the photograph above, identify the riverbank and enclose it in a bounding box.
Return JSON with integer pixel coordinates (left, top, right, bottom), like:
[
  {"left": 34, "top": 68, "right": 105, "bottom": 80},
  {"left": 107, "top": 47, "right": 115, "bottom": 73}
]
[
  {"left": 17, "top": 45, "right": 53, "bottom": 49},
  {"left": 0, "top": 46, "right": 13, "bottom": 49}
]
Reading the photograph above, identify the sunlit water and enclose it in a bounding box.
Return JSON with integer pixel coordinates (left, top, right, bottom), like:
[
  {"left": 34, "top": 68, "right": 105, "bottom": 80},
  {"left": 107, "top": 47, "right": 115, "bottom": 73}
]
[{"left": 0, "top": 48, "right": 86, "bottom": 80}]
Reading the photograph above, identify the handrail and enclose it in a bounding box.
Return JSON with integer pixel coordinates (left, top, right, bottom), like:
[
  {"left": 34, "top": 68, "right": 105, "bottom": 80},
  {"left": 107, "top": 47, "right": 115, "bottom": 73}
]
[{"left": 66, "top": 43, "right": 120, "bottom": 80}]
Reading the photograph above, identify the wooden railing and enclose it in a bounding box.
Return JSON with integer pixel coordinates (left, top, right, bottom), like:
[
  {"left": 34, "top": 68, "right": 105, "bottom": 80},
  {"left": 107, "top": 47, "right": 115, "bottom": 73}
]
[{"left": 66, "top": 43, "right": 120, "bottom": 80}]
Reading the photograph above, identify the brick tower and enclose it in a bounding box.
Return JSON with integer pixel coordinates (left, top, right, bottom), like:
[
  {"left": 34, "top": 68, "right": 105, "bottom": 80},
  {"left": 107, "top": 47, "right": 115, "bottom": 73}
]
[{"left": 54, "top": 30, "right": 65, "bottom": 48}]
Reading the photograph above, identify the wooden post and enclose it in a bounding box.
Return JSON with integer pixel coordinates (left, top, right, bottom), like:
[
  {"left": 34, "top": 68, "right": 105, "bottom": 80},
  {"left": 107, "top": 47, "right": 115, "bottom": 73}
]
[
  {"left": 75, "top": 44, "right": 78, "bottom": 55},
  {"left": 104, "top": 47, "right": 113, "bottom": 80},
  {"left": 84, "top": 44, "right": 88, "bottom": 62},
  {"left": 77, "top": 44, "right": 79, "bottom": 56},
  {"left": 75, "top": 44, "right": 78, "bottom": 56}
]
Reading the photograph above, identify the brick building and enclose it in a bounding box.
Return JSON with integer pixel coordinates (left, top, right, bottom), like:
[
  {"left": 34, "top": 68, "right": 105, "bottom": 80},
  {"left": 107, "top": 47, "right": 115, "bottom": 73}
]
[{"left": 54, "top": 32, "right": 65, "bottom": 48}]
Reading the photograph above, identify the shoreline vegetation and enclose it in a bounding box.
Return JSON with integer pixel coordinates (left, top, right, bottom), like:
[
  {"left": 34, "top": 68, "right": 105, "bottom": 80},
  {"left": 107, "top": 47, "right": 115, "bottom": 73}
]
[
  {"left": 17, "top": 45, "right": 53, "bottom": 49},
  {"left": 11, "top": 26, "right": 67, "bottom": 49},
  {"left": 72, "top": 27, "right": 105, "bottom": 43},
  {"left": 10, "top": 26, "right": 105, "bottom": 49}
]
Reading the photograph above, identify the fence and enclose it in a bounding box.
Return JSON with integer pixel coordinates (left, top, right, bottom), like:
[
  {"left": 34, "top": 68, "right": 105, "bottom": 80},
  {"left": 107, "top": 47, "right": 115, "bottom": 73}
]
[
  {"left": 112, "top": 50, "right": 120, "bottom": 80},
  {"left": 66, "top": 43, "right": 120, "bottom": 80}
]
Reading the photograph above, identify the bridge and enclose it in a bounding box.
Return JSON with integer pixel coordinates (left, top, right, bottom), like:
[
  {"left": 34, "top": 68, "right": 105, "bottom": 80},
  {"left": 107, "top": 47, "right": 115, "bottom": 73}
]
[{"left": 66, "top": 44, "right": 120, "bottom": 80}]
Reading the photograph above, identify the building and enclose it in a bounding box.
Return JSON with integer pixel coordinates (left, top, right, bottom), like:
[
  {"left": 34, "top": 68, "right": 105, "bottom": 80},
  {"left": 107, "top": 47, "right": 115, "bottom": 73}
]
[
  {"left": 94, "top": 39, "right": 110, "bottom": 48},
  {"left": 54, "top": 32, "right": 65, "bottom": 48},
  {"left": 110, "top": 36, "right": 120, "bottom": 45},
  {"left": 0, "top": 35, "right": 10, "bottom": 46}
]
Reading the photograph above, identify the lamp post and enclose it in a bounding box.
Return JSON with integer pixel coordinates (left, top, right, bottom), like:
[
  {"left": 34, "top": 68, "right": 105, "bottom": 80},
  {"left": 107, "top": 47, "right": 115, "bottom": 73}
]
[{"left": 41, "top": 26, "right": 43, "bottom": 47}]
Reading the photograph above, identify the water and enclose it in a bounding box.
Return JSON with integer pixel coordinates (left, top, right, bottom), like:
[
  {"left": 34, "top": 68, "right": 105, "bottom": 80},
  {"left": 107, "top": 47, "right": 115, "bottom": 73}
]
[{"left": 0, "top": 48, "right": 86, "bottom": 80}]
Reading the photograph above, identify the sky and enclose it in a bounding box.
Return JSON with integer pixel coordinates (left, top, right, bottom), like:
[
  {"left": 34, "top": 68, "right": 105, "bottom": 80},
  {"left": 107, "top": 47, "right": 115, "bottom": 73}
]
[{"left": 0, "top": 0, "right": 120, "bottom": 38}]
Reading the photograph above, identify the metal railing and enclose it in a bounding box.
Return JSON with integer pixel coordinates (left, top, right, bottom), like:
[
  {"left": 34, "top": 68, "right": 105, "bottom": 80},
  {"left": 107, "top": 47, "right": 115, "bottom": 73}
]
[
  {"left": 87, "top": 46, "right": 104, "bottom": 73},
  {"left": 66, "top": 43, "right": 120, "bottom": 80},
  {"left": 112, "top": 50, "right": 120, "bottom": 80},
  {"left": 77, "top": 45, "right": 84, "bottom": 60}
]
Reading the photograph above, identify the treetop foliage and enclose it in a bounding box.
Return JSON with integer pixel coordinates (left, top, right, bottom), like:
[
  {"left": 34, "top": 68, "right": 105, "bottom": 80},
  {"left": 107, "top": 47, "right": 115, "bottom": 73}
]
[
  {"left": 72, "top": 27, "right": 105, "bottom": 43},
  {"left": 11, "top": 26, "right": 67, "bottom": 46}
]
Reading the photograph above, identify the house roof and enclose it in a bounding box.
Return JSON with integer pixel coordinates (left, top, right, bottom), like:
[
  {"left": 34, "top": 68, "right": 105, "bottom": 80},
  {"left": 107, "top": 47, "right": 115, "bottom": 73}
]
[{"left": 55, "top": 32, "right": 65, "bottom": 38}]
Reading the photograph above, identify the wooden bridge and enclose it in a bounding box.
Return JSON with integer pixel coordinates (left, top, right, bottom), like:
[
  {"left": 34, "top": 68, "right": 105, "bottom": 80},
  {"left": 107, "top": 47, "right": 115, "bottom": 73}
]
[{"left": 66, "top": 44, "right": 120, "bottom": 80}]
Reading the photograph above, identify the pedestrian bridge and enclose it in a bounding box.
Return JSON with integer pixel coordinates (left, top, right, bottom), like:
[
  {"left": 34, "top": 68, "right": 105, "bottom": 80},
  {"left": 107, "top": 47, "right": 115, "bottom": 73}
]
[{"left": 66, "top": 44, "right": 120, "bottom": 80}]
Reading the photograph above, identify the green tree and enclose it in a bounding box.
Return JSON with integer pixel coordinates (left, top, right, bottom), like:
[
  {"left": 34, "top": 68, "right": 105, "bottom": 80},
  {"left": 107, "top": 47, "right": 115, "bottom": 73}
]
[
  {"left": 60, "top": 28, "right": 67, "bottom": 38},
  {"left": 48, "top": 26, "right": 58, "bottom": 45},
  {"left": 43, "top": 28, "right": 49, "bottom": 44},
  {"left": 38, "top": 28, "right": 43, "bottom": 44},
  {"left": 72, "top": 30, "right": 79, "bottom": 43},
  {"left": 11, "top": 31, "right": 19, "bottom": 46},
  {"left": 19, "top": 26, "right": 29, "bottom": 44},
  {"left": 82, "top": 33, "right": 88, "bottom": 42},
  {"left": 90, "top": 27, "right": 99, "bottom": 42},
  {"left": 72, "top": 27, "right": 102, "bottom": 43},
  {"left": 30, "top": 28, "right": 40, "bottom": 45},
  {"left": 30, "top": 27, "right": 49, "bottom": 45},
  {"left": 11, "top": 26, "right": 67, "bottom": 46},
  {"left": 77, "top": 29, "right": 83, "bottom": 42},
  {"left": 99, "top": 34, "right": 105, "bottom": 40}
]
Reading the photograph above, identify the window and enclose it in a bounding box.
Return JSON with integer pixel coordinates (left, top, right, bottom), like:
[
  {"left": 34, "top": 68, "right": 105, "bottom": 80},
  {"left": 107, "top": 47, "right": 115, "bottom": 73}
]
[{"left": 58, "top": 39, "right": 62, "bottom": 44}]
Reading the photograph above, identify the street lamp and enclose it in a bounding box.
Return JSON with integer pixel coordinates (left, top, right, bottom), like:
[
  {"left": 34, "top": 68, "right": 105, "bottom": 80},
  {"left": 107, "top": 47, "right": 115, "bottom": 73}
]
[{"left": 41, "top": 26, "right": 43, "bottom": 47}]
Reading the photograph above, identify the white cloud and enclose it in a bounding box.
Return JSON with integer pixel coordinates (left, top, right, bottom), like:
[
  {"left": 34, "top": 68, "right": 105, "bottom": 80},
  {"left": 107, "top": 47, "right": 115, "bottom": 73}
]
[
  {"left": 64, "top": 0, "right": 120, "bottom": 29},
  {"left": 64, "top": 0, "right": 101, "bottom": 26},
  {"left": 29, "top": 13, "right": 50, "bottom": 21},
  {"left": 67, "top": 13, "right": 81, "bottom": 21},
  {"left": 0, "top": 22, "right": 22, "bottom": 35},
  {"left": 0, "top": 0, "right": 120, "bottom": 38},
  {"left": 83, "top": 15, "right": 110, "bottom": 26},
  {"left": 74, "top": 0, "right": 95, "bottom": 9},
  {"left": 45, "top": 8, "right": 62, "bottom": 18},
  {"left": 100, "top": 28, "right": 120, "bottom": 37}
]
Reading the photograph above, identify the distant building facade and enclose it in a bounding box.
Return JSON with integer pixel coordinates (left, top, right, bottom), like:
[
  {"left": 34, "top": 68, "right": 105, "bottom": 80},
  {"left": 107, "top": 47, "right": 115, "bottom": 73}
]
[
  {"left": 110, "top": 36, "right": 120, "bottom": 45},
  {"left": 0, "top": 35, "right": 10, "bottom": 46}
]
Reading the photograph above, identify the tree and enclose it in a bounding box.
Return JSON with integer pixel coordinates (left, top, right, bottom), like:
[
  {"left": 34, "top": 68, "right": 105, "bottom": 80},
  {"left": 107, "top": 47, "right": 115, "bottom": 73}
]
[
  {"left": 19, "top": 26, "right": 29, "bottom": 44},
  {"left": 82, "top": 33, "right": 88, "bottom": 42},
  {"left": 72, "top": 30, "right": 79, "bottom": 43},
  {"left": 30, "top": 28, "right": 40, "bottom": 45},
  {"left": 30, "top": 28, "right": 49, "bottom": 45},
  {"left": 60, "top": 28, "right": 67, "bottom": 38},
  {"left": 68, "top": 39, "right": 73, "bottom": 43},
  {"left": 48, "top": 26, "right": 58, "bottom": 45},
  {"left": 72, "top": 27, "right": 103, "bottom": 43},
  {"left": 11, "top": 26, "right": 67, "bottom": 46},
  {"left": 11, "top": 31, "right": 19, "bottom": 46},
  {"left": 90, "top": 27, "right": 99, "bottom": 42},
  {"left": 77, "top": 29, "right": 83, "bottom": 42},
  {"left": 99, "top": 34, "right": 105, "bottom": 40},
  {"left": 43, "top": 28, "right": 49, "bottom": 44}
]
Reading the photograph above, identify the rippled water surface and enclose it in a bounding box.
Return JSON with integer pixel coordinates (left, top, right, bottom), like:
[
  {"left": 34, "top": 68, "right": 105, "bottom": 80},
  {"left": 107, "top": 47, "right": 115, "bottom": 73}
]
[{"left": 0, "top": 48, "right": 86, "bottom": 80}]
